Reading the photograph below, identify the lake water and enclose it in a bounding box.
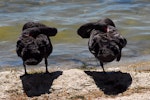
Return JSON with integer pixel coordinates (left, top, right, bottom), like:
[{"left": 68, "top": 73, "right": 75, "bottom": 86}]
[{"left": 0, "top": 0, "right": 150, "bottom": 69}]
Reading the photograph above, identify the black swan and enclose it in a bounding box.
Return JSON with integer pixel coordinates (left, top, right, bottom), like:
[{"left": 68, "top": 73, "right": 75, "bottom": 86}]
[
  {"left": 77, "top": 18, "right": 127, "bottom": 72},
  {"left": 16, "top": 22, "right": 57, "bottom": 74}
]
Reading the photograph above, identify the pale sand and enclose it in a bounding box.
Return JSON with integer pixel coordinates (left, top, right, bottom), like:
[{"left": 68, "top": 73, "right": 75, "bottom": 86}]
[{"left": 0, "top": 61, "right": 150, "bottom": 100}]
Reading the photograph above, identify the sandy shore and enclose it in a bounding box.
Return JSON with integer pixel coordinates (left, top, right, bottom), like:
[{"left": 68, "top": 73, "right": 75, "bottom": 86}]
[{"left": 0, "top": 61, "right": 150, "bottom": 100}]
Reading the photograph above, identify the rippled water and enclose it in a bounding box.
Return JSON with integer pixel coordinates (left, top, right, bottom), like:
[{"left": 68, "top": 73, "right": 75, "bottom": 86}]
[{"left": 0, "top": 0, "right": 150, "bottom": 68}]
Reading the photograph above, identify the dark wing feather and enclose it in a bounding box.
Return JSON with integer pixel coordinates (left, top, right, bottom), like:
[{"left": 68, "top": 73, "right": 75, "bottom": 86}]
[
  {"left": 77, "top": 23, "right": 107, "bottom": 38},
  {"left": 22, "top": 22, "right": 46, "bottom": 30},
  {"left": 22, "top": 22, "right": 57, "bottom": 37},
  {"left": 96, "top": 18, "right": 116, "bottom": 27},
  {"left": 16, "top": 40, "right": 24, "bottom": 57},
  {"left": 39, "top": 27, "right": 57, "bottom": 36},
  {"left": 77, "top": 23, "right": 95, "bottom": 38},
  {"left": 36, "top": 34, "right": 52, "bottom": 58},
  {"left": 22, "top": 27, "right": 57, "bottom": 37}
]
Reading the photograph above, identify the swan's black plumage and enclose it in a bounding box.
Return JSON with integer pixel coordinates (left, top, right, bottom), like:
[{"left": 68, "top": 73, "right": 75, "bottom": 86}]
[
  {"left": 77, "top": 18, "right": 127, "bottom": 72},
  {"left": 16, "top": 22, "right": 57, "bottom": 74}
]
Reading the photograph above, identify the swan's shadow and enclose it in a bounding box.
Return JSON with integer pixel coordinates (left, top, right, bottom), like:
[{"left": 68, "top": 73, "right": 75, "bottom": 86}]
[
  {"left": 85, "top": 71, "right": 132, "bottom": 95},
  {"left": 20, "top": 71, "right": 62, "bottom": 97}
]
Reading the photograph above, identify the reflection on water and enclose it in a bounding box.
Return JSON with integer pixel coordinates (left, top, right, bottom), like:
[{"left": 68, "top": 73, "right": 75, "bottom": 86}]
[{"left": 0, "top": 0, "right": 150, "bottom": 67}]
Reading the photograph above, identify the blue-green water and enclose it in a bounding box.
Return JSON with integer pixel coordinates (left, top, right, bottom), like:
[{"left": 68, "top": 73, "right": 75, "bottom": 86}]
[{"left": 0, "top": 0, "right": 150, "bottom": 68}]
